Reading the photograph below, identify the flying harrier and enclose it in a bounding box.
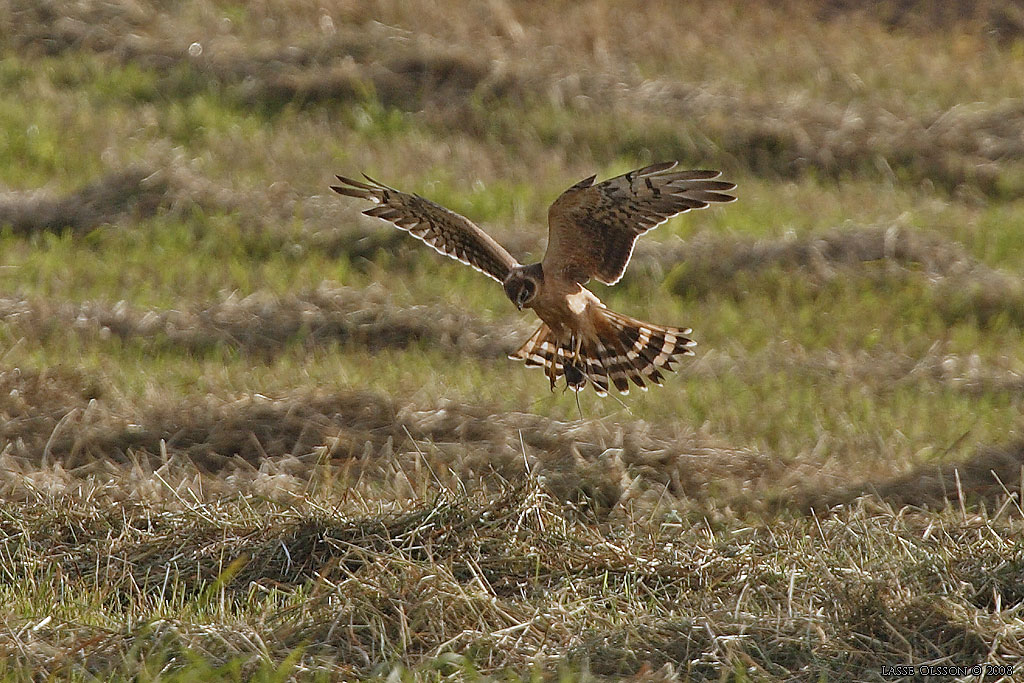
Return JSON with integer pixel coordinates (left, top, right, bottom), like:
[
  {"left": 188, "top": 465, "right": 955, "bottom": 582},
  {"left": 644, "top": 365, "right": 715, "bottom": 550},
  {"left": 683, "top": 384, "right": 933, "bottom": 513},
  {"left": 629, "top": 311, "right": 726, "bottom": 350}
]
[{"left": 332, "top": 162, "right": 735, "bottom": 395}]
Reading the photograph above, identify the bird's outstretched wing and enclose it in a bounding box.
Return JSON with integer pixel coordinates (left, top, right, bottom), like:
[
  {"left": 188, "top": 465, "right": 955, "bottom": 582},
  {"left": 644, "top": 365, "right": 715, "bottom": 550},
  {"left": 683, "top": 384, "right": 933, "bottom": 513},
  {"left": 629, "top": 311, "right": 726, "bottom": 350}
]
[
  {"left": 543, "top": 162, "right": 736, "bottom": 285},
  {"left": 332, "top": 175, "right": 520, "bottom": 283}
]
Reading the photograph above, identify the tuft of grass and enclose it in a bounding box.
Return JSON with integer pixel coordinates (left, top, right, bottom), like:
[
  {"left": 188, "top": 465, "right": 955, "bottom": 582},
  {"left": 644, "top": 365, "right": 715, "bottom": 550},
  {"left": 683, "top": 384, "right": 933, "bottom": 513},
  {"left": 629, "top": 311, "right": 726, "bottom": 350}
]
[{"left": 0, "top": 166, "right": 167, "bottom": 235}]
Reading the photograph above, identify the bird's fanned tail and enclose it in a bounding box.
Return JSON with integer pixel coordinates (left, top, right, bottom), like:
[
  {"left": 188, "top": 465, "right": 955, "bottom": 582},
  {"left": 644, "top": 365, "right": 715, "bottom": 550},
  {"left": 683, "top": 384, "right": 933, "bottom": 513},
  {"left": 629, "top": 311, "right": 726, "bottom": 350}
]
[{"left": 509, "top": 309, "right": 696, "bottom": 396}]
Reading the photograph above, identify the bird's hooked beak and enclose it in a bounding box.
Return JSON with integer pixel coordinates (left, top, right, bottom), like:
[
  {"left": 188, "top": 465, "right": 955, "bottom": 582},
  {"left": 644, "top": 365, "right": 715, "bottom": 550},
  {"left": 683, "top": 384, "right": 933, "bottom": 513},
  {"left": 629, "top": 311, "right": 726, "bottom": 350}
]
[{"left": 516, "top": 300, "right": 523, "bottom": 311}]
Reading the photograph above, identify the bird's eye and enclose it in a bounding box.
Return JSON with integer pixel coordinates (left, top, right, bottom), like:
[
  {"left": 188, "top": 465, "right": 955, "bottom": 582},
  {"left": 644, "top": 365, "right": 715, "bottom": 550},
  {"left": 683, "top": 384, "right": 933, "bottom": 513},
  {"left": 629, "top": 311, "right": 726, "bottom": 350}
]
[{"left": 518, "top": 282, "right": 533, "bottom": 304}]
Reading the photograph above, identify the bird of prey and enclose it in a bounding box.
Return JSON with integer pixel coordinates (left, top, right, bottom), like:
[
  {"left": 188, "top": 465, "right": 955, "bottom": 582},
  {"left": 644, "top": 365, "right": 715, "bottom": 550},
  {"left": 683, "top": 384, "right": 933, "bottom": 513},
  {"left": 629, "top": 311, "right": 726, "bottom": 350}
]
[{"left": 332, "top": 162, "right": 735, "bottom": 395}]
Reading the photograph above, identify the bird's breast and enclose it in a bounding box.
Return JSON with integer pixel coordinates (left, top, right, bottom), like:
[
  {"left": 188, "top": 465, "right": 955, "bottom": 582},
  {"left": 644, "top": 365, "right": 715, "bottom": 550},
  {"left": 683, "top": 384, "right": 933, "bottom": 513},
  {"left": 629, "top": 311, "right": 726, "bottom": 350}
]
[{"left": 531, "top": 285, "right": 603, "bottom": 343}]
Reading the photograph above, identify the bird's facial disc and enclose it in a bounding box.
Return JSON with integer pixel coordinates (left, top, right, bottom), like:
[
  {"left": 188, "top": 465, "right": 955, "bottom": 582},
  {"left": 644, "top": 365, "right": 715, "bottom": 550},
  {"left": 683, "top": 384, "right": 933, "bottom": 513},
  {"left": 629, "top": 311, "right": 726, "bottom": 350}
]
[
  {"left": 503, "top": 277, "right": 529, "bottom": 310},
  {"left": 503, "top": 277, "right": 520, "bottom": 309},
  {"left": 504, "top": 272, "right": 532, "bottom": 310}
]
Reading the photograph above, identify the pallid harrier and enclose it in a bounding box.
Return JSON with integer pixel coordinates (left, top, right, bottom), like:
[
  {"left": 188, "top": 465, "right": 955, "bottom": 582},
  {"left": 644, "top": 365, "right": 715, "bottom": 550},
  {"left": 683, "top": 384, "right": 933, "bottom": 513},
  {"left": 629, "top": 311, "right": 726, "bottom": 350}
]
[{"left": 332, "top": 162, "right": 735, "bottom": 395}]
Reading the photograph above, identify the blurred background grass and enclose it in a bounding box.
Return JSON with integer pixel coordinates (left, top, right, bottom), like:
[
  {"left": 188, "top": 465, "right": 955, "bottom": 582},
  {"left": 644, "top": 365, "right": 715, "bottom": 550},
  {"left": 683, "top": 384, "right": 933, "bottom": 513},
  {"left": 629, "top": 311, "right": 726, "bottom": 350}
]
[{"left": 3, "top": 0, "right": 1023, "bottom": 471}]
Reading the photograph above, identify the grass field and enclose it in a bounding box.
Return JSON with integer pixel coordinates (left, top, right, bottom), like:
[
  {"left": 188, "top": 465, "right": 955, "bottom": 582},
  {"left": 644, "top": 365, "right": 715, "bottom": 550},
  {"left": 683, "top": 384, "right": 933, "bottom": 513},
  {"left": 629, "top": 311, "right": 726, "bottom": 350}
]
[{"left": 2, "top": 0, "right": 1024, "bottom": 680}]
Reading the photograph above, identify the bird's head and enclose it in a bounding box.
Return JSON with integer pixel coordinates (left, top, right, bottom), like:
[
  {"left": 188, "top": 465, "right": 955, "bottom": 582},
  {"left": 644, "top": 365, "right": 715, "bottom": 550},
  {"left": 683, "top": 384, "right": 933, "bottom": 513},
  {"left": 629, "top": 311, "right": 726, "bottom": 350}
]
[{"left": 503, "top": 264, "right": 543, "bottom": 311}]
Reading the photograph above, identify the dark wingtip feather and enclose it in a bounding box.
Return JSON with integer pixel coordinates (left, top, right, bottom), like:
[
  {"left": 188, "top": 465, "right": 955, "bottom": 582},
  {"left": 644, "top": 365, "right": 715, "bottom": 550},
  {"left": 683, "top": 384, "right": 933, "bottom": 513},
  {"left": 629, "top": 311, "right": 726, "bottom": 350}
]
[
  {"left": 640, "top": 161, "right": 678, "bottom": 175},
  {"left": 361, "top": 172, "right": 397, "bottom": 191},
  {"left": 331, "top": 185, "right": 369, "bottom": 198},
  {"left": 568, "top": 174, "right": 597, "bottom": 191},
  {"left": 673, "top": 169, "right": 722, "bottom": 180},
  {"left": 334, "top": 174, "right": 376, "bottom": 189},
  {"left": 686, "top": 190, "right": 737, "bottom": 204},
  {"left": 693, "top": 180, "right": 737, "bottom": 192}
]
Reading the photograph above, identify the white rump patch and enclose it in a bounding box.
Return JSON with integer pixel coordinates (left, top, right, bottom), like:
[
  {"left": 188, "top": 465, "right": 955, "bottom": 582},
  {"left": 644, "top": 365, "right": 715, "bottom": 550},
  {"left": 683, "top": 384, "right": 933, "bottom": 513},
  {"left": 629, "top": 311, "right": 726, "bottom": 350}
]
[{"left": 567, "top": 290, "right": 590, "bottom": 315}]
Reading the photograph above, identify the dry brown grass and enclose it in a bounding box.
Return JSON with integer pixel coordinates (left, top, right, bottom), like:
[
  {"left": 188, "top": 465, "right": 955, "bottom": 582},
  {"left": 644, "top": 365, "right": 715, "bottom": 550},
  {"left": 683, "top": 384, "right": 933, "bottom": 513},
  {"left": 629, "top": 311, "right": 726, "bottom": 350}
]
[
  {"left": 647, "top": 225, "right": 991, "bottom": 286},
  {"left": 3, "top": 361, "right": 1021, "bottom": 529},
  {"left": 10, "top": 2, "right": 526, "bottom": 110},
  {"left": 664, "top": 224, "right": 1015, "bottom": 294},
  {"left": 2, "top": 482, "right": 1022, "bottom": 679},
  {"left": 0, "top": 365, "right": 769, "bottom": 518},
  {"left": 0, "top": 284, "right": 520, "bottom": 359},
  {"left": 819, "top": 0, "right": 1024, "bottom": 40},
  {"left": 796, "top": 440, "right": 1024, "bottom": 512},
  {"left": 0, "top": 161, "right": 250, "bottom": 235},
  {"left": 0, "top": 167, "right": 167, "bottom": 235},
  {"left": 657, "top": 225, "right": 1024, "bottom": 333}
]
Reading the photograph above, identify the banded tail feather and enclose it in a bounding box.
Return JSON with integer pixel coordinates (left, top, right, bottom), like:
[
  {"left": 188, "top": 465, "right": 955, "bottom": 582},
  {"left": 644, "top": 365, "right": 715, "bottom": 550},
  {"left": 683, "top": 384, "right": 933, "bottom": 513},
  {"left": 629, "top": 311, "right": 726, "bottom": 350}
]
[{"left": 509, "top": 310, "right": 695, "bottom": 396}]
